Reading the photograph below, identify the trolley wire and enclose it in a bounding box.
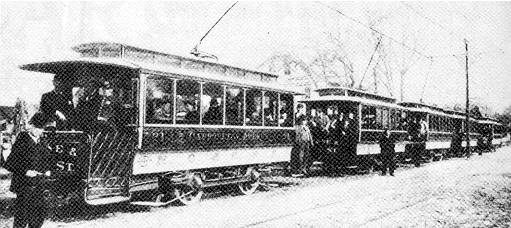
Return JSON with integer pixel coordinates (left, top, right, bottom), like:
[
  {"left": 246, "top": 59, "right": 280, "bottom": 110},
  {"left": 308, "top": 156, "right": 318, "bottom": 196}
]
[
  {"left": 400, "top": 2, "right": 465, "bottom": 42},
  {"left": 315, "top": 2, "right": 432, "bottom": 60}
]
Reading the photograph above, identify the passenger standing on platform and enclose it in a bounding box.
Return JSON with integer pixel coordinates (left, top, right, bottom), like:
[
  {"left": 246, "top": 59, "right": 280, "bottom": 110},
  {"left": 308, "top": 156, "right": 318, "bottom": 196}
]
[
  {"left": 72, "top": 79, "right": 102, "bottom": 132},
  {"left": 317, "top": 109, "right": 330, "bottom": 134},
  {"left": 293, "top": 116, "right": 313, "bottom": 176},
  {"left": 345, "top": 112, "right": 358, "bottom": 156},
  {"left": 295, "top": 103, "right": 305, "bottom": 120},
  {"left": 379, "top": 129, "right": 396, "bottom": 176},
  {"left": 314, "top": 110, "right": 330, "bottom": 157},
  {"left": 330, "top": 113, "right": 346, "bottom": 148},
  {"left": 39, "top": 74, "right": 73, "bottom": 130},
  {"left": 4, "top": 112, "right": 53, "bottom": 228}
]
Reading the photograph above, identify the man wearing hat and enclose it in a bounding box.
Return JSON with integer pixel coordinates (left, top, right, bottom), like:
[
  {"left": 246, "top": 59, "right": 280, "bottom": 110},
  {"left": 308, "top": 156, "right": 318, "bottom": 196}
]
[
  {"left": 71, "top": 78, "right": 102, "bottom": 131},
  {"left": 4, "top": 112, "right": 54, "bottom": 228},
  {"left": 40, "top": 74, "right": 73, "bottom": 130},
  {"left": 379, "top": 128, "right": 396, "bottom": 176},
  {"left": 292, "top": 115, "right": 314, "bottom": 176}
]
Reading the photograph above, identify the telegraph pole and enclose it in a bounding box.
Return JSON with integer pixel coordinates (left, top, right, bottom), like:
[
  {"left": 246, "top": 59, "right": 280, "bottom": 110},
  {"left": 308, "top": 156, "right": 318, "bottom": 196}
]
[{"left": 465, "top": 39, "right": 470, "bottom": 158}]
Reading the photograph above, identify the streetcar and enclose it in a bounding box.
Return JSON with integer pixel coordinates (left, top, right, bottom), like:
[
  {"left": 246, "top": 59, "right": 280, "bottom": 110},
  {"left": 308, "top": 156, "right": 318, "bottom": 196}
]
[
  {"left": 398, "top": 102, "right": 480, "bottom": 159},
  {"left": 301, "top": 87, "right": 410, "bottom": 170},
  {"left": 301, "top": 87, "right": 498, "bottom": 171},
  {"left": 17, "top": 42, "right": 300, "bottom": 206}
]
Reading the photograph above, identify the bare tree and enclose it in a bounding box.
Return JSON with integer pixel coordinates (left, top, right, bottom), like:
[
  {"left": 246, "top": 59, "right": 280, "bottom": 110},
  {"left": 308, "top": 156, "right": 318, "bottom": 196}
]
[
  {"left": 308, "top": 47, "right": 356, "bottom": 88},
  {"left": 258, "top": 53, "right": 319, "bottom": 94}
]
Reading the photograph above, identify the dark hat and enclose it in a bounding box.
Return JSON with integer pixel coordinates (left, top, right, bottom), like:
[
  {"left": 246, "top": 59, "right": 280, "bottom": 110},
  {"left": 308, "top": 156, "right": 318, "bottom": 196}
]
[{"left": 29, "top": 112, "right": 50, "bottom": 129}]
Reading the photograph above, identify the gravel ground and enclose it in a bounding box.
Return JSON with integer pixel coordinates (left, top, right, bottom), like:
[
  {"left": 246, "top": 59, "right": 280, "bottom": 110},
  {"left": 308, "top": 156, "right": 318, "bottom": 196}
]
[{"left": 1, "top": 147, "right": 511, "bottom": 228}]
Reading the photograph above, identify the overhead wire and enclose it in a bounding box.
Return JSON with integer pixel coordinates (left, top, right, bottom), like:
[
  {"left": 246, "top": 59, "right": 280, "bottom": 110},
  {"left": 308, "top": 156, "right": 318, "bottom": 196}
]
[{"left": 314, "top": 2, "right": 433, "bottom": 61}]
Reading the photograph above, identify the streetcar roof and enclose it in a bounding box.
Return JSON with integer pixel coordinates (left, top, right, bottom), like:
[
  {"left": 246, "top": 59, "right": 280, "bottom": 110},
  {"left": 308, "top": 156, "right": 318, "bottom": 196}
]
[
  {"left": 72, "top": 42, "right": 280, "bottom": 79},
  {"left": 314, "top": 87, "right": 397, "bottom": 103},
  {"left": 19, "top": 57, "right": 302, "bottom": 94},
  {"left": 302, "top": 95, "right": 406, "bottom": 110},
  {"left": 399, "top": 101, "right": 471, "bottom": 120},
  {"left": 19, "top": 58, "right": 140, "bottom": 73}
]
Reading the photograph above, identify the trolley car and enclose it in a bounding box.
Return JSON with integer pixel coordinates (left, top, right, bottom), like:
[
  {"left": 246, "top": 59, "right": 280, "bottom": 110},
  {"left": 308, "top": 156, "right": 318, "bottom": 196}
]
[
  {"left": 18, "top": 42, "right": 300, "bottom": 206},
  {"left": 301, "top": 87, "right": 410, "bottom": 170},
  {"left": 301, "top": 87, "right": 497, "bottom": 170}
]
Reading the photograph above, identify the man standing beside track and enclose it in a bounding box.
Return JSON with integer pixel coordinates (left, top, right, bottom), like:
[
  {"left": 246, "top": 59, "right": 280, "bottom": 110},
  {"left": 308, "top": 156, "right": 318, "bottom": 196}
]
[
  {"left": 379, "top": 129, "right": 396, "bottom": 176},
  {"left": 4, "top": 112, "right": 53, "bottom": 228},
  {"left": 408, "top": 117, "right": 422, "bottom": 167},
  {"left": 293, "top": 116, "right": 313, "bottom": 176}
]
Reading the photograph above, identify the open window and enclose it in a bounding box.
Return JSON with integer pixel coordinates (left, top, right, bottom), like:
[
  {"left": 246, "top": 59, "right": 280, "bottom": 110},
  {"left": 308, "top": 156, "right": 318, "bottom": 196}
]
[
  {"left": 145, "top": 78, "right": 174, "bottom": 124},
  {"left": 176, "top": 80, "right": 200, "bottom": 125},
  {"left": 202, "top": 83, "right": 224, "bottom": 125},
  {"left": 279, "top": 93, "right": 294, "bottom": 127},
  {"left": 226, "top": 86, "right": 244, "bottom": 126},
  {"left": 263, "top": 91, "right": 278, "bottom": 126},
  {"left": 245, "top": 89, "right": 263, "bottom": 126}
]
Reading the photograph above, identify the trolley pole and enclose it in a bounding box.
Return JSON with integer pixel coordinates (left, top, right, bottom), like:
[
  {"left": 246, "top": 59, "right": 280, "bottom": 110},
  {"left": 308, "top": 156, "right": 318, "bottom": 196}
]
[{"left": 465, "top": 39, "right": 470, "bottom": 158}]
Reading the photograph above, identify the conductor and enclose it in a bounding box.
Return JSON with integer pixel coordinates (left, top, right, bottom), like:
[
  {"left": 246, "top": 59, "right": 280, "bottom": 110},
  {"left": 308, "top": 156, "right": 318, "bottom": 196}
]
[
  {"left": 39, "top": 74, "right": 73, "bottom": 130},
  {"left": 4, "top": 112, "right": 53, "bottom": 228},
  {"left": 379, "top": 129, "right": 396, "bottom": 176}
]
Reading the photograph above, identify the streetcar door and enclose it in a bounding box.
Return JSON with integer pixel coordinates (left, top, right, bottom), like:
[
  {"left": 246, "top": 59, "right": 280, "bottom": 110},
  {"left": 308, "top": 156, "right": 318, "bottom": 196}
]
[
  {"left": 85, "top": 128, "right": 138, "bottom": 205},
  {"left": 84, "top": 77, "right": 139, "bottom": 205}
]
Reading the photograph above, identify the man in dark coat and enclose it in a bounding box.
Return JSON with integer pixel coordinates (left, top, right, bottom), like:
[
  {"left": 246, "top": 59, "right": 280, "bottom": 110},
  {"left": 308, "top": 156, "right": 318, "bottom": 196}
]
[
  {"left": 379, "top": 129, "right": 396, "bottom": 176},
  {"left": 293, "top": 116, "right": 313, "bottom": 176},
  {"left": 345, "top": 112, "right": 358, "bottom": 157},
  {"left": 39, "top": 74, "right": 73, "bottom": 130},
  {"left": 71, "top": 79, "right": 102, "bottom": 132},
  {"left": 183, "top": 101, "right": 200, "bottom": 124},
  {"left": 4, "top": 112, "right": 54, "bottom": 228},
  {"left": 203, "top": 99, "right": 222, "bottom": 125},
  {"left": 407, "top": 117, "right": 422, "bottom": 167}
]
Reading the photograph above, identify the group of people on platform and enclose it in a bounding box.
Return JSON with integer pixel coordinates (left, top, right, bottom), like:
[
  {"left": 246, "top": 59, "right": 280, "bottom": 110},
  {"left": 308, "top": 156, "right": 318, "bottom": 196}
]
[
  {"left": 290, "top": 104, "right": 432, "bottom": 177},
  {"left": 290, "top": 104, "right": 358, "bottom": 176},
  {"left": 3, "top": 74, "right": 131, "bottom": 228},
  {"left": 39, "top": 74, "right": 130, "bottom": 132}
]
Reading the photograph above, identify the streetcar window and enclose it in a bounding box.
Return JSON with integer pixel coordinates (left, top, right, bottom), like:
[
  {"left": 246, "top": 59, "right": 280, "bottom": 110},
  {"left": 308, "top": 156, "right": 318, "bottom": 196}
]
[
  {"left": 176, "top": 79, "right": 200, "bottom": 125},
  {"left": 440, "top": 116, "right": 444, "bottom": 132},
  {"left": 263, "top": 91, "right": 278, "bottom": 126},
  {"left": 279, "top": 93, "right": 294, "bottom": 127},
  {"left": 226, "top": 86, "right": 244, "bottom": 126},
  {"left": 245, "top": 89, "right": 263, "bottom": 126},
  {"left": 400, "top": 111, "right": 408, "bottom": 130},
  {"left": 362, "top": 105, "right": 376, "bottom": 129},
  {"left": 429, "top": 115, "right": 436, "bottom": 132},
  {"left": 145, "top": 78, "right": 174, "bottom": 124},
  {"left": 381, "top": 108, "right": 390, "bottom": 129},
  {"left": 390, "top": 109, "right": 399, "bottom": 130},
  {"left": 202, "top": 83, "right": 224, "bottom": 125}
]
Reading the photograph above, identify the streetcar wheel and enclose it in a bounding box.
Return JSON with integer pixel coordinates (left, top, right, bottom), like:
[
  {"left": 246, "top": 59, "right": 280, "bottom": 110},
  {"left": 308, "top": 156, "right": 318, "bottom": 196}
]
[
  {"left": 238, "top": 168, "right": 261, "bottom": 195},
  {"left": 173, "top": 174, "right": 204, "bottom": 206}
]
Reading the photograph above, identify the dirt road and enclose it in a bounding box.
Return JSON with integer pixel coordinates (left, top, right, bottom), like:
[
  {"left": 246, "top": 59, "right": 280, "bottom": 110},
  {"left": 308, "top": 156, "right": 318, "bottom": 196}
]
[{"left": 1, "top": 147, "right": 511, "bottom": 228}]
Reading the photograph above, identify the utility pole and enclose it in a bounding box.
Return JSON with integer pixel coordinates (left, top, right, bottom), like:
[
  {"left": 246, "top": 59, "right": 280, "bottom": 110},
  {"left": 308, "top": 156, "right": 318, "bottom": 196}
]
[
  {"left": 465, "top": 39, "right": 470, "bottom": 158},
  {"left": 400, "top": 73, "right": 404, "bottom": 101}
]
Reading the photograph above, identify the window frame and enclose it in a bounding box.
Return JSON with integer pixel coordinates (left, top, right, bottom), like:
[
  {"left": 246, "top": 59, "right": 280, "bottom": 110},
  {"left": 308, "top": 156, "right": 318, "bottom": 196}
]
[{"left": 141, "top": 74, "right": 295, "bottom": 129}]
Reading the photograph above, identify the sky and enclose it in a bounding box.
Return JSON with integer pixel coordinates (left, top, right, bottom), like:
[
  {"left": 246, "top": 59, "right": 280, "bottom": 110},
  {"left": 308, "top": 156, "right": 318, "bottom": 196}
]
[{"left": 1, "top": 1, "right": 510, "bottom": 113}]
